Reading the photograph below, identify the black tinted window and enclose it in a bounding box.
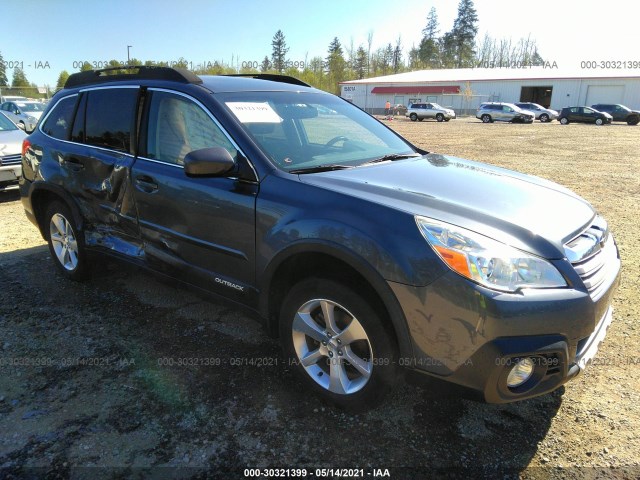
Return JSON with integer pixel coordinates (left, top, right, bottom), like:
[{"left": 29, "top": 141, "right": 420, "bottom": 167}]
[
  {"left": 41, "top": 95, "right": 77, "bottom": 140},
  {"left": 85, "top": 88, "right": 138, "bottom": 152}
]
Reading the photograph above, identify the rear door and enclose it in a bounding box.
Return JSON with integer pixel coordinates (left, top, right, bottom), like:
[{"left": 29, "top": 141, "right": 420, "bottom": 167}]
[
  {"left": 60, "top": 87, "right": 142, "bottom": 245},
  {"left": 131, "top": 89, "right": 258, "bottom": 301}
]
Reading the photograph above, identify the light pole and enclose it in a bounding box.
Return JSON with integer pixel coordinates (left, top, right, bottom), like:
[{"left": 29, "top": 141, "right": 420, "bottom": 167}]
[{"left": 127, "top": 45, "right": 132, "bottom": 65}]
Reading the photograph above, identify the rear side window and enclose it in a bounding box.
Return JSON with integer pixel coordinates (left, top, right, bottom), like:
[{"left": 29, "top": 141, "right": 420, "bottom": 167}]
[
  {"left": 85, "top": 88, "right": 138, "bottom": 153},
  {"left": 41, "top": 96, "right": 77, "bottom": 140}
]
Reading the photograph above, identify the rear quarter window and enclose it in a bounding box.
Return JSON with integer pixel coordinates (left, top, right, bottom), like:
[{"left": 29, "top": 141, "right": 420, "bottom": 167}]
[{"left": 41, "top": 95, "right": 77, "bottom": 140}]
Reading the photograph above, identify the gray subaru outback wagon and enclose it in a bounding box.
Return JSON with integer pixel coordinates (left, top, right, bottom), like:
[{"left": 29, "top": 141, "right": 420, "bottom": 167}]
[{"left": 20, "top": 67, "right": 620, "bottom": 410}]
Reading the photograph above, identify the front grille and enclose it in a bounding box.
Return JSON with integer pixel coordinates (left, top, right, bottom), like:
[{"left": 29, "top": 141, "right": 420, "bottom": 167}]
[
  {"left": 566, "top": 217, "right": 620, "bottom": 301},
  {"left": 0, "top": 154, "right": 21, "bottom": 166}
]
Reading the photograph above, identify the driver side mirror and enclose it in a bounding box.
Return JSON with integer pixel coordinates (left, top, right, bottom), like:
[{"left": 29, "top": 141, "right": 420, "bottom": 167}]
[
  {"left": 16, "top": 122, "right": 25, "bottom": 131},
  {"left": 184, "top": 147, "right": 236, "bottom": 177}
]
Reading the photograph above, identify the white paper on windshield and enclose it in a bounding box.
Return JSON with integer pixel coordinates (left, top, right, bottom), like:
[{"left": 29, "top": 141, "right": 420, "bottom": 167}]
[{"left": 226, "top": 102, "right": 283, "bottom": 123}]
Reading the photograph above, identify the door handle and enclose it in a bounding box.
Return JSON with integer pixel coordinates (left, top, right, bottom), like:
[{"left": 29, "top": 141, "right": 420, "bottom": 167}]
[
  {"left": 63, "top": 156, "right": 84, "bottom": 171},
  {"left": 135, "top": 175, "right": 159, "bottom": 193}
]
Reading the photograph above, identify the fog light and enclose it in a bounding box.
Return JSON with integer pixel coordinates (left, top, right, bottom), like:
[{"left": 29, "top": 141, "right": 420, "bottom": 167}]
[{"left": 506, "top": 357, "right": 535, "bottom": 388}]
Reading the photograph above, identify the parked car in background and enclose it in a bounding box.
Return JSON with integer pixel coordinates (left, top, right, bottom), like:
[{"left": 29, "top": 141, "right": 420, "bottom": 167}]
[
  {"left": 0, "top": 112, "right": 27, "bottom": 191},
  {"left": 558, "top": 107, "right": 612, "bottom": 126},
  {"left": 590, "top": 104, "right": 639, "bottom": 125},
  {"left": 393, "top": 104, "right": 407, "bottom": 116},
  {"left": 0, "top": 95, "right": 28, "bottom": 103},
  {"left": 406, "top": 103, "right": 456, "bottom": 122},
  {"left": 515, "top": 102, "right": 558, "bottom": 122},
  {"left": 476, "top": 102, "right": 534, "bottom": 123},
  {"left": 0, "top": 101, "right": 47, "bottom": 132}
]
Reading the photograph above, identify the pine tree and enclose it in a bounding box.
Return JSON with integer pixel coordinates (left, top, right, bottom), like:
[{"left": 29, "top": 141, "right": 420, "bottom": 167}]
[
  {"left": 260, "top": 56, "right": 271, "bottom": 72},
  {"left": 325, "top": 37, "right": 347, "bottom": 93},
  {"left": 0, "top": 51, "right": 7, "bottom": 86},
  {"left": 271, "top": 30, "right": 289, "bottom": 73},
  {"left": 12, "top": 67, "right": 30, "bottom": 88},
  {"left": 418, "top": 7, "right": 441, "bottom": 68},
  {"left": 354, "top": 46, "right": 367, "bottom": 79},
  {"left": 56, "top": 71, "right": 70, "bottom": 89},
  {"left": 447, "top": 0, "right": 479, "bottom": 67}
]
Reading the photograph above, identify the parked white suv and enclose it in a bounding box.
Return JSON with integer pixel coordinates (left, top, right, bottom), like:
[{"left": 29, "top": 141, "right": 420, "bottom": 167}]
[{"left": 406, "top": 103, "right": 456, "bottom": 122}]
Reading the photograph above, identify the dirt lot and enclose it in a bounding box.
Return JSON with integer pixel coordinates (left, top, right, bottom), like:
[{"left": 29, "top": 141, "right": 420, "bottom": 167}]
[{"left": 1, "top": 119, "right": 638, "bottom": 479}]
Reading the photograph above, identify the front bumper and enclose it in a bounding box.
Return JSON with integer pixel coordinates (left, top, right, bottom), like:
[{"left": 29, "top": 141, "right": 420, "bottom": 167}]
[
  {"left": 389, "top": 254, "right": 621, "bottom": 403},
  {"left": 0, "top": 164, "right": 21, "bottom": 190}
]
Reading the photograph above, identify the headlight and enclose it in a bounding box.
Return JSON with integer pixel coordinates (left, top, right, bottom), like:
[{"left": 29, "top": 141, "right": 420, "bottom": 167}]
[{"left": 415, "top": 217, "right": 567, "bottom": 292}]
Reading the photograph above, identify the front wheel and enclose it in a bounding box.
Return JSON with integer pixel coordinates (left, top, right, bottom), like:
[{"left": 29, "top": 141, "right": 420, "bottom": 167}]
[
  {"left": 627, "top": 117, "right": 639, "bottom": 126},
  {"left": 559, "top": 117, "right": 569, "bottom": 125},
  {"left": 481, "top": 114, "right": 492, "bottom": 123},
  {"left": 436, "top": 113, "right": 444, "bottom": 122},
  {"left": 409, "top": 113, "right": 418, "bottom": 121},
  {"left": 595, "top": 118, "right": 604, "bottom": 126},
  {"left": 280, "top": 278, "right": 398, "bottom": 411},
  {"left": 45, "top": 201, "right": 90, "bottom": 280},
  {"left": 539, "top": 114, "right": 549, "bottom": 122}
]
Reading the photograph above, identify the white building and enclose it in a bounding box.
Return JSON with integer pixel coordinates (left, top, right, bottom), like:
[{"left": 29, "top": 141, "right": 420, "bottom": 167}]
[{"left": 339, "top": 67, "right": 640, "bottom": 115}]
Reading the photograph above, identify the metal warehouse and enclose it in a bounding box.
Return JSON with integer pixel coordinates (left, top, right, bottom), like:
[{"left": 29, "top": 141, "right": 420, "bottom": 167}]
[{"left": 339, "top": 67, "right": 640, "bottom": 115}]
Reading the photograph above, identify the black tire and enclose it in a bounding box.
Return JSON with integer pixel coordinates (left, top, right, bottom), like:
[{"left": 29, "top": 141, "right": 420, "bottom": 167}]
[
  {"left": 409, "top": 113, "right": 418, "bottom": 122},
  {"left": 559, "top": 117, "right": 569, "bottom": 125},
  {"left": 418, "top": 117, "right": 424, "bottom": 122},
  {"left": 44, "top": 201, "right": 90, "bottom": 280},
  {"left": 627, "top": 116, "right": 639, "bottom": 126},
  {"left": 595, "top": 118, "right": 604, "bottom": 126},
  {"left": 436, "top": 113, "right": 444, "bottom": 122},
  {"left": 539, "top": 114, "right": 549, "bottom": 123},
  {"left": 279, "top": 278, "right": 398, "bottom": 411},
  {"left": 481, "top": 114, "right": 492, "bottom": 123}
]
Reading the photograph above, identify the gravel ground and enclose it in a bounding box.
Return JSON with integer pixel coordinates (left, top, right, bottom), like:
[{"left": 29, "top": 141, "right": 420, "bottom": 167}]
[{"left": 0, "top": 119, "right": 638, "bottom": 479}]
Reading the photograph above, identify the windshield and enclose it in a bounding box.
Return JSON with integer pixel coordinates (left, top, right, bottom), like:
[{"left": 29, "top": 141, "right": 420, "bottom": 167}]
[
  {"left": 17, "top": 103, "right": 46, "bottom": 112},
  {"left": 217, "top": 91, "right": 416, "bottom": 172},
  {"left": 431, "top": 103, "right": 444, "bottom": 109},
  {"left": 0, "top": 112, "right": 18, "bottom": 131}
]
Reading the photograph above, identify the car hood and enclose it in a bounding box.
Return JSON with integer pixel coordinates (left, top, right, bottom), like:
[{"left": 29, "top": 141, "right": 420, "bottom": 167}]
[
  {"left": 300, "top": 154, "right": 595, "bottom": 258},
  {"left": 0, "top": 129, "right": 27, "bottom": 155}
]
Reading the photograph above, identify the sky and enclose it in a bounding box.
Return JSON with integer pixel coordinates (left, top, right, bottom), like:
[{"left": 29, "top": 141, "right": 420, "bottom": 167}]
[{"left": 1, "top": 0, "right": 638, "bottom": 89}]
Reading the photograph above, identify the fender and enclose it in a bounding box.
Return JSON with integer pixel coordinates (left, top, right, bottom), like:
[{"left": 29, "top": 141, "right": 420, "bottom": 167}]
[
  {"left": 27, "top": 181, "right": 86, "bottom": 239},
  {"left": 259, "top": 239, "right": 415, "bottom": 359}
]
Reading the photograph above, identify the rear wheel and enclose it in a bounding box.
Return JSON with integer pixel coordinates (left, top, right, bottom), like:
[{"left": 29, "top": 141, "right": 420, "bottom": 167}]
[
  {"left": 559, "top": 117, "right": 569, "bottom": 125},
  {"left": 627, "top": 116, "right": 639, "bottom": 126},
  {"left": 481, "top": 114, "right": 492, "bottom": 123},
  {"left": 595, "top": 118, "right": 604, "bottom": 126},
  {"left": 409, "top": 113, "right": 418, "bottom": 121},
  {"left": 280, "top": 278, "right": 398, "bottom": 411},
  {"left": 436, "top": 113, "right": 444, "bottom": 122},
  {"left": 45, "top": 201, "right": 89, "bottom": 280},
  {"left": 539, "top": 114, "right": 550, "bottom": 123}
]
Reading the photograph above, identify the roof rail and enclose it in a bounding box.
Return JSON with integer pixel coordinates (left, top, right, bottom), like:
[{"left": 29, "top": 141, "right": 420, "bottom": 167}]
[
  {"left": 64, "top": 66, "right": 202, "bottom": 89},
  {"left": 223, "top": 74, "right": 310, "bottom": 87}
]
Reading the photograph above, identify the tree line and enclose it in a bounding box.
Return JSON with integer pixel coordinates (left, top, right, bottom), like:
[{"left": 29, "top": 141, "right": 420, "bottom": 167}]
[{"left": 1, "top": 0, "right": 545, "bottom": 97}]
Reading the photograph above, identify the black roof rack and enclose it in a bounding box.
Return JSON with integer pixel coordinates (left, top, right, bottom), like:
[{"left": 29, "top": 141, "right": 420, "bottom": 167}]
[
  {"left": 223, "top": 74, "right": 310, "bottom": 87},
  {"left": 64, "top": 66, "right": 202, "bottom": 89}
]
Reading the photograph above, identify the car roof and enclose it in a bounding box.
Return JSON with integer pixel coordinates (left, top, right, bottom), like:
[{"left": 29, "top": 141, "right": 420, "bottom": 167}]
[{"left": 199, "top": 75, "right": 320, "bottom": 93}]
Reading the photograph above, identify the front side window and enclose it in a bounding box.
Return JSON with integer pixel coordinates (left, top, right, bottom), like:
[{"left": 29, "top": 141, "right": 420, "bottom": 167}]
[
  {"left": 145, "top": 91, "right": 237, "bottom": 165},
  {"left": 219, "top": 91, "right": 415, "bottom": 172},
  {"left": 41, "top": 95, "right": 77, "bottom": 140},
  {"left": 85, "top": 88, "right": 138, "bottom": 153}
]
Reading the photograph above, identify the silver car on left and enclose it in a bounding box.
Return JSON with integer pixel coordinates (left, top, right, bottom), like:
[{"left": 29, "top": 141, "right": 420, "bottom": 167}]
[
  {"left": 0, "top": 112, "right": 27, "bottom": 191},
  {"left": 0, "top": 100, "right": 46, "bottom": 133}
]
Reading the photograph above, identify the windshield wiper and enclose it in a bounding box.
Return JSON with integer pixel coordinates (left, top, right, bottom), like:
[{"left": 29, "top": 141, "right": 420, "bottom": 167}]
[
  {"left": 360, "top": 153, "right": 421, "bottom": 166},
  {"left": 289, "top": 164, "right": 354, "bottom": 174}
]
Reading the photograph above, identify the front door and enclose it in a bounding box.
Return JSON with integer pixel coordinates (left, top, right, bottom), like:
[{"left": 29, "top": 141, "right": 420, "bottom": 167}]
[{"left": 131, "top": 89, "right": 258, "bottom": 302}]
